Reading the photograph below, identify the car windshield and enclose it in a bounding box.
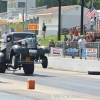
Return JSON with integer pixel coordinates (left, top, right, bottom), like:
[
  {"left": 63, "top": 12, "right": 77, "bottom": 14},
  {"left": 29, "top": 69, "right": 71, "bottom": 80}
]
[{"left": 13, "top": 33, "right": 36, "bottom": 41}]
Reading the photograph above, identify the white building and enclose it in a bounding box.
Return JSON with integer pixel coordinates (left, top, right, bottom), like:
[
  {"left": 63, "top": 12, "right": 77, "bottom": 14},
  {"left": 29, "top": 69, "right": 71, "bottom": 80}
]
[
  {"left": 35, "top": 5, "right": 92, "bottom": 36},
  {"left": 97, "top": 10, "right": 100, "bottom": 16},
  {"left": 2, "top": 0, "right": 36, "bottom": 12}
]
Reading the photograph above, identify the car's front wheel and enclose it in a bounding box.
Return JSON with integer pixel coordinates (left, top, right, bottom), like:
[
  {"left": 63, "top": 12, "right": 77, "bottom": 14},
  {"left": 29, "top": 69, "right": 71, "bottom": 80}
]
[
  {"left": 23, "top": 64, "right": 34, "bottom": 74},
  {"left": 42, "top": 56, "right": 48, "bottom": 68},
  {"left": 11, "top": 56, "right": 18, "bottom": 69}
]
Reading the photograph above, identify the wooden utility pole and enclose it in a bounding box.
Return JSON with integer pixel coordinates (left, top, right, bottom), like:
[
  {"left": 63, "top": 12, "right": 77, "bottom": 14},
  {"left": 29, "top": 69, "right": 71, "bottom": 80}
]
[
  {"left": 81, "top": 0, "right": 84, "bottom": 35},
  {"left": 23, "top": 10, "right": 24, "bottom": 32},
  {"left": 58, "top": 0, "right": 61, "bottom": 41}
]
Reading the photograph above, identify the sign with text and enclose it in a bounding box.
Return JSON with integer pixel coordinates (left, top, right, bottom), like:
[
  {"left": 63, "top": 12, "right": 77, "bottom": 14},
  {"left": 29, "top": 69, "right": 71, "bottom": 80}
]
[
  {"left": 86, "top": 48, "right": 97, "bottom": 57},
  {"left": 50, "top": 47, "right": 63, "bottom": 56},
  {"left": 28, "top": 24, "right": 39, "bottom": 30},
  {"left": 66, "top": 48, "right": 79, "bottom": 56}
]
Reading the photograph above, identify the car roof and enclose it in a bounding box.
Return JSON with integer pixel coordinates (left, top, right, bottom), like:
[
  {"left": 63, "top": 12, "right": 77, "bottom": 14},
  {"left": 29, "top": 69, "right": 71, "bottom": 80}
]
[{"left": 8, "top": 32, "right": 36, "bottom": 35}]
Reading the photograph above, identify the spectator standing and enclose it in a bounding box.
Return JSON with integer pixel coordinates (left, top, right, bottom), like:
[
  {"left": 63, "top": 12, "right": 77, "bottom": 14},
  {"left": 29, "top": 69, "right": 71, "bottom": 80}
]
[
  {"left": 68, "top": 33, "right": 74, "bottom": 42},
  {"left": 67, "top": 33, "right": 74, "bottom": 48},
  {"left": 1, "top": 31, "right": 8, "bottom": 43},
  {"left": 90, "top": 17, "right": 94, "bottom": 32},
  {"left": 93, "top": 33, "right": 97, "bottom": 42},
  {"left": 78, "top": 35, "right": 86, "bottom": 59},
  {"left": 89, "top": 35, "right": 93, "bottom": 42},
  {"left": 83, "top": 25, "right": 87, "bottom": 35},
  {"left": 69, "top": 28, "right": 74, "bottom": 35},
  {"left": 42, "top": 23, "right": 46, "bottom": 39},
  {"left": 86, "top": 35, "right": 90, "bottom": 42},
  {"left": 94, "top": 17, "right": 96, "bottom": 30},
  {"left": 98, "top": 15, "right": 100, "bottom": 29},
  {"left": 73, "top": 27, "right": 79, "bottom": 41},
  {"left": 95, "top": 33, "right": 100, "bottom": 42}
]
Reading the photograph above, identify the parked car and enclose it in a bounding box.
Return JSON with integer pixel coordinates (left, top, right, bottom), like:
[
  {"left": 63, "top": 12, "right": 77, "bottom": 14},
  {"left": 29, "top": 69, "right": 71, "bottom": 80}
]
[{"left": 61, "top": 28, "right": 69, "bottom": 35}]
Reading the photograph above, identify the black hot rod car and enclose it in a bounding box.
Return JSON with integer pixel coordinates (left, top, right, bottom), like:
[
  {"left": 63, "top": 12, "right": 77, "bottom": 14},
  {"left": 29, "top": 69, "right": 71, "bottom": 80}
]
[{"left": 0, "top": 32, "right": 49, "bottom": 74}]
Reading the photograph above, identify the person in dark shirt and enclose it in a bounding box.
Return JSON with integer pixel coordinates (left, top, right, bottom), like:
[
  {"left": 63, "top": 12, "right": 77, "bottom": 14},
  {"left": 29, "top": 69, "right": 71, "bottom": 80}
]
[
  {"left": 93, "top": 33, "right": 97, "bottom": 42},
  {"left": 64, "top": 35, "right": 68, "bottom": 41},
  {"left": 95, "top": 33, "right": 100, "bottom": 42},
  {"left": 42, "top": 23, "right": 46, "bottom": 39}
]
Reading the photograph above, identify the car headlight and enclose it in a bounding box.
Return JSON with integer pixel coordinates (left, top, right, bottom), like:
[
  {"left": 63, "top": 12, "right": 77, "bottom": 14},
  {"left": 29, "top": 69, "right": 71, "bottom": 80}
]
[{"left": 21, "top": 40, "right": 26, "bottom": 46}]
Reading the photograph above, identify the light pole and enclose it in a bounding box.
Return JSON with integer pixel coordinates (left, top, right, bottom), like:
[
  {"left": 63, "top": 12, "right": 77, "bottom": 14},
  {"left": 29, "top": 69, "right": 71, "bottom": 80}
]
[
  {"left": 58, "top": 0, "right": 61, "bottom": 41},
  {"left": 25, "top": 0, "right": 27, "bottom": 31},
  {"left": 23, "top": 9, "right": 25, "bottom": 32},
  {"left": 80, "top": 0, "right": 84, "bottom": 35}
]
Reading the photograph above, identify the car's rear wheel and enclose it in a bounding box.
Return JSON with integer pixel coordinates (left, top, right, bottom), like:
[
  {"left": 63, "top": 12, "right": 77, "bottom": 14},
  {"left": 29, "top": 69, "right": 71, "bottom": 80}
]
[
  {"left": 0, "top": 63, "right": 6, "bottom": 73},
  {"left": 23, "top": 64, "right": 34, "bottom": 74},
  {"left": 42, "top": 56, "right": 48, "bottom": 68},
  {"left": 0, "top": 52, "right": 6, "bottom": 73}
]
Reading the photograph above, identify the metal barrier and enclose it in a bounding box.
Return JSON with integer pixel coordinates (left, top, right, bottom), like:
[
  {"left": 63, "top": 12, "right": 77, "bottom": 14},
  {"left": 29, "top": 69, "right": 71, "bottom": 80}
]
[{"left": 49, "top": 41, "right": 100, "bottom": 60}]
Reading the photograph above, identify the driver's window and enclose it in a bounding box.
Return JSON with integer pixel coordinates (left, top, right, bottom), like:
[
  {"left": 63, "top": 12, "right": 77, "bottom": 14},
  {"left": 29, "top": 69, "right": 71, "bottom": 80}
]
[{"left": 7, "top": 36, "right": 12, "bottom": 42}]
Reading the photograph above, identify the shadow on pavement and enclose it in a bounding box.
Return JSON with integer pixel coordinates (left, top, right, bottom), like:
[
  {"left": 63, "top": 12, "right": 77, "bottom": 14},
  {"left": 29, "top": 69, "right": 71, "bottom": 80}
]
[
  {"left": 13, "top": 73, "right": 55, "bottom": 77},
  {"left": 0, "top": 81, "right": 12, "bottom": 84}
]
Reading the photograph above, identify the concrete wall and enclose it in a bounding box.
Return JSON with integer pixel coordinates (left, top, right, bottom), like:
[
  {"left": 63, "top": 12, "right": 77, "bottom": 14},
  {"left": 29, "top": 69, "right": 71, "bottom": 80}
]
[{"left": 35, "top": 57, "right": 100, "bottom": 73}]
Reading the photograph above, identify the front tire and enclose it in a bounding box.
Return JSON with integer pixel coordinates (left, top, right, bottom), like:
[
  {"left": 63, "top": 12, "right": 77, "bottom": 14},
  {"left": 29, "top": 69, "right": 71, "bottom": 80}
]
[
  {"left": 12, "top": 56, "right": 18, "bottom": 69},
  {"left": 23, "top": 64, "right": 34, "bottom": 74},
  {"left": 42, "top": 56, "right": 48, "bottom": 68}
]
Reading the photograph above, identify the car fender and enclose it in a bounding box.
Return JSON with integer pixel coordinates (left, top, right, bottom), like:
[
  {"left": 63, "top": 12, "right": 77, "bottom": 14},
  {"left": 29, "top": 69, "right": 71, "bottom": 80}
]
[
  {"left": 0, "top": 52, "right": 6, "bottom": 63},
  {"left": 11, "top": 45, "right": 29, "bottom": 55},
  {"left": 37, "top": 46, "right": 50, "bottom": 55}
]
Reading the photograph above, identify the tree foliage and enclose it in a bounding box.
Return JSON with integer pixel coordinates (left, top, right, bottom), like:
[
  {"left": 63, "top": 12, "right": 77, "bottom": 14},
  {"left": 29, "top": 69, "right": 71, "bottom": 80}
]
[{"left": 36, "top": 0, "right": 100, "bottom": 9}]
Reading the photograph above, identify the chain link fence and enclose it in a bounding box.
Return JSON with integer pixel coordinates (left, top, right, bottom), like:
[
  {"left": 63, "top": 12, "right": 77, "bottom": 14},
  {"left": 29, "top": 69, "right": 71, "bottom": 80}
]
[{"left": 49, "top": 41, "right": 100, "bottom": 60}]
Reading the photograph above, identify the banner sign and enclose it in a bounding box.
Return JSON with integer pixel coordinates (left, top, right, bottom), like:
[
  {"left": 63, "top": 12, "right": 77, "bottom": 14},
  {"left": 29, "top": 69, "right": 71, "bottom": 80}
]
[
  {"left": 28, "top": 24, "right": 39, "bottom": 30},
  {"left": 82, "top": 48, "right": 97, "bottom": 58},
  {"left": 86, "top": 48, "right": 97, "bottom": 57},
  {"left": 50, "top": 47, "right": 63, "bottom": 56},
  {"left": 66, "top": 48, "right": 79, "bottom": 56}
]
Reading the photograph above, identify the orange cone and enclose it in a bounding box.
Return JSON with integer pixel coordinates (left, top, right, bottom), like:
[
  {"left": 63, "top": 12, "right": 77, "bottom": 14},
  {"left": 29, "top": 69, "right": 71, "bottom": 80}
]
[{"left": 27, "top": 79, "right": 35, "bottom": 89}]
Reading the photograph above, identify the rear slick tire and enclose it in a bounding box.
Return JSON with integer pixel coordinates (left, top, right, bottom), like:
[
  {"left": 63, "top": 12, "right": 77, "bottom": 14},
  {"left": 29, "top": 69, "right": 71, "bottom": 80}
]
[
  {"left": 23, "top": 64, "right": 34, "bottom": 75},
  {"left": 0, "top": 63, "right": 6, "bottom": 73}
]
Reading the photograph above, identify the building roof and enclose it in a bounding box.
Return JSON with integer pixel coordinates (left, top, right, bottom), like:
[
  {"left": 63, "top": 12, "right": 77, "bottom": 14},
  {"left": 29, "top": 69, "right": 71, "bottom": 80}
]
[{"left": 35, "top": 5, "right": 77, "bottom": 15}]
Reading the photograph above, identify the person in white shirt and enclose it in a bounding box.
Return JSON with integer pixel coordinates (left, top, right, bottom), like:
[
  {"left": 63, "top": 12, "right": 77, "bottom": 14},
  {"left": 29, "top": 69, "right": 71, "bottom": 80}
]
[
  {"left": 90, "top": 17, "right": 94, "bottom": 32},
  {"left": 98, "top": 15, "right": 100, "bottom": 29},
  {"left": 78, "top": 35, "right": 86, "bottom": 59},
  {"left": 1, "top": 31, "right": 7, "bottom": 43}
]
